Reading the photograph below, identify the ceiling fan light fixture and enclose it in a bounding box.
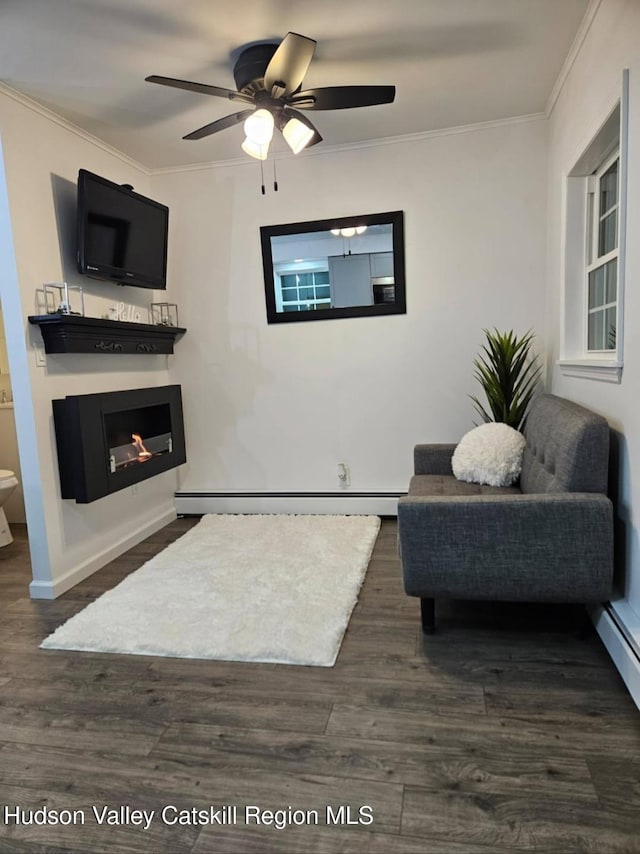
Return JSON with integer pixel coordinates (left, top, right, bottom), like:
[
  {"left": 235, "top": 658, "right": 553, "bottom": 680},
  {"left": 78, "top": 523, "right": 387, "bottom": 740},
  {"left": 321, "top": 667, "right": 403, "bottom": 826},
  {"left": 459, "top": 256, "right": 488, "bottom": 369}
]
[
  {"left": 243, "top": 108, "right": 274, "bottom": 145},
  {"left": 241, "top": 136, "right": 270, "bottom": 160},
  {"left": 282, "top": 116, "right": 315, "bottom": 154},
  {"left": 331, "top": 226, "right": 367, "bottom": 237}
]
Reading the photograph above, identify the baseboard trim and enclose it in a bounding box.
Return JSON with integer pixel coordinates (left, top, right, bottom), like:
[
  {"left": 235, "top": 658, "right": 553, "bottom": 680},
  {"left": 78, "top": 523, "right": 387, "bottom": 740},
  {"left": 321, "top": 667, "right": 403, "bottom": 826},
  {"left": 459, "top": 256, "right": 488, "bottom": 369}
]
[
  {"left": 590, "top": 603, "right": 640, "bottom": 711},
  {"left": 29, "top": 507, "right": 177, "bottom": 600},
  {"left": 175, "top": 492, "right": 402, "bottom": 516}
]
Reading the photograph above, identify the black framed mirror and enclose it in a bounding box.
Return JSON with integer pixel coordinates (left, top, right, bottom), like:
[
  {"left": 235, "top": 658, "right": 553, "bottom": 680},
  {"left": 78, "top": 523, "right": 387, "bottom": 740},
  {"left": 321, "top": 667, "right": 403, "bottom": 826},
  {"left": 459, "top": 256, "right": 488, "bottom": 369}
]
[{"left": 260, "top": 210, "right": 406, "bottom": 324}]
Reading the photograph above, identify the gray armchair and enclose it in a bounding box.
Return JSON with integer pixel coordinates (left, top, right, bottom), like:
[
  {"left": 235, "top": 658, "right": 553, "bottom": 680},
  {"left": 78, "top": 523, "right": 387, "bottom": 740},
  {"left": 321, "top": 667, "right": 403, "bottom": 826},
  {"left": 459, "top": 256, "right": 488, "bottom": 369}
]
[{"left": 398, "top": 394, "right": 614, "bottom": 632}]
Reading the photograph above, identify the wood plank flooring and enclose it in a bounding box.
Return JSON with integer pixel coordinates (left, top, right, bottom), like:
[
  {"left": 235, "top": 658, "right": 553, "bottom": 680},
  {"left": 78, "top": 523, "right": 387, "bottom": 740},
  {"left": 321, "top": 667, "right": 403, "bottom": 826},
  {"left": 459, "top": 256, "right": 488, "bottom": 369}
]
[{"left": 0, "top": 518, "right": 638, "bottom": 853}]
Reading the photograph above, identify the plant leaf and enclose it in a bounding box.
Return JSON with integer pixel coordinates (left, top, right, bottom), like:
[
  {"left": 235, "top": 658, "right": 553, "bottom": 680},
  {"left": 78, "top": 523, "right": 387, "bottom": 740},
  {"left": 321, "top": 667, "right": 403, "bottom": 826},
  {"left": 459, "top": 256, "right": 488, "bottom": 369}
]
[{"left": 468, "top": 328, "right": 541, "bottom": 430}]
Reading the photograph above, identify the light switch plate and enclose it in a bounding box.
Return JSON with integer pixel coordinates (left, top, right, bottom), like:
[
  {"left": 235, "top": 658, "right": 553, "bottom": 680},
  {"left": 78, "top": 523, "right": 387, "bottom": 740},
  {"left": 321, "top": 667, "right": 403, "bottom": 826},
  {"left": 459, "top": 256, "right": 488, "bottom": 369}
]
[{"left": 34, "top": 343, "right": 46, "bottom": 367}]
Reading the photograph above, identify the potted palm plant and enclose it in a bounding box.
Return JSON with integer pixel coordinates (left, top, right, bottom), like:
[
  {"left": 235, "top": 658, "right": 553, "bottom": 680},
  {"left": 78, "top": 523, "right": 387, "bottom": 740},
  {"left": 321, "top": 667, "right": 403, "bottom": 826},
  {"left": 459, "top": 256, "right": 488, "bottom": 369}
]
[{"left": 470, "top": 328, "right": 542, "bottom": 431}]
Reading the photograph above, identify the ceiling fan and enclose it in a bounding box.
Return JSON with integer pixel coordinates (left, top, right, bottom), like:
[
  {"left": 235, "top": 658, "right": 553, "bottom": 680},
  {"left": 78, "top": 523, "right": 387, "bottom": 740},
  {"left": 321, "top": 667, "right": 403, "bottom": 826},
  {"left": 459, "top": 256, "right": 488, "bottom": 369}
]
[{"left": 146, "top": 32, "right": 395, "bottom": 159}]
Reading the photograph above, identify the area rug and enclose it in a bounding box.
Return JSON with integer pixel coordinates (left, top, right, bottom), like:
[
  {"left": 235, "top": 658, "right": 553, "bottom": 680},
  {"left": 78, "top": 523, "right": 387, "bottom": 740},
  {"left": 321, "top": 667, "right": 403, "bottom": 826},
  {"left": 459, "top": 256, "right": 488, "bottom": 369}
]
[{"left": 40, "top": 514, "right": 381, "bottom": 666}]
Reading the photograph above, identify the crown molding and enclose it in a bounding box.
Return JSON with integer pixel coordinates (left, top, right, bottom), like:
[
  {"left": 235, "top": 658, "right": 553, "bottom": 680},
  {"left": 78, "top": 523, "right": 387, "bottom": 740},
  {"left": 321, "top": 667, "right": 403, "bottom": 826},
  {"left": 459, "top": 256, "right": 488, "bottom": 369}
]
[
  {"left": 0, "top": 80, "right": 546, "bottom": 177},
  {"left": 0, "top": 82, "right": 149, "bottom": 174},
  {"left": 149, "top": 112, "right": 546, "bottom": 176},
  {"left": 545, "top": 0, "right": 603, "bottom": 117}
]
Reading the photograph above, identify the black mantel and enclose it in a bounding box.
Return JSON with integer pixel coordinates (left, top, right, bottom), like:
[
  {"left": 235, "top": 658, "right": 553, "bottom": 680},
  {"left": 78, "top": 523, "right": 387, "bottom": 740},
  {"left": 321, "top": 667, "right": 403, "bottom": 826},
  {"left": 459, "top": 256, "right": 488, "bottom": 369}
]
[{"left": 28, "top": 314, "right": 186, "bottom": 355}]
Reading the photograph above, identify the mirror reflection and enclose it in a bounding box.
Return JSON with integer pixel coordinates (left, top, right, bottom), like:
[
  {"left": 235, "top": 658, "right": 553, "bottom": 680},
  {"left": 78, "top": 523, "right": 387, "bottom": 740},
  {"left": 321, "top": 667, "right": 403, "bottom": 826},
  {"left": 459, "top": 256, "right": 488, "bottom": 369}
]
[{"left": 260, "top": 211, "right": 405, "bottom": 323}]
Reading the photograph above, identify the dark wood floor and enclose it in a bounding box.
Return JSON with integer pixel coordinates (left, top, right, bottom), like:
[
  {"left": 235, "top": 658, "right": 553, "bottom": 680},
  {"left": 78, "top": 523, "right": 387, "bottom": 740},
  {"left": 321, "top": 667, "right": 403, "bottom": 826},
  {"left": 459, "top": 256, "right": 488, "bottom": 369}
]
[{"left": 0, "top": 518, "right": 639, "bottom": 853}]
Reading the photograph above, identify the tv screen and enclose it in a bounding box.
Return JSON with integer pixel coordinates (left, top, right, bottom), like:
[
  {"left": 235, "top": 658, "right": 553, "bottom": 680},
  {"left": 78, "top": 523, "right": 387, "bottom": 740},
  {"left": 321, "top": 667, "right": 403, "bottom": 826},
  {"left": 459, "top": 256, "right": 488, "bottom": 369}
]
[{"left": 77, "top": 169, "right": 169, "bottom": 290}]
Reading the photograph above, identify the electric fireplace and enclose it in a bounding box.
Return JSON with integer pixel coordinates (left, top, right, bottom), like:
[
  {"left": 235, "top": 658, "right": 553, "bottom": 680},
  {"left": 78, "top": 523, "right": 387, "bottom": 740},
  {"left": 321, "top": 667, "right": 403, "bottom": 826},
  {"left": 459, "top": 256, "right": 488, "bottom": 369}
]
[{"left": 53, "top": 385, "right": 186, "bottom": 503}]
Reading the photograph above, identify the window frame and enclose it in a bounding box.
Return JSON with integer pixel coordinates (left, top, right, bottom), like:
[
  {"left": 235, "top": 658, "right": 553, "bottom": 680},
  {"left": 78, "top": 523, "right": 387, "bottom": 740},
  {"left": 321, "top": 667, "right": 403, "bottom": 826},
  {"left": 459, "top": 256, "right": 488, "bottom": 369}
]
[
  {"left": 585, "top": 149, "right": 620, "bottom": 354},
  {"left": 276, "top": 267, "right": 331, "bottom": 313},
  {"left": 558, "top": 69, "right": 628, "bottom": 383}
]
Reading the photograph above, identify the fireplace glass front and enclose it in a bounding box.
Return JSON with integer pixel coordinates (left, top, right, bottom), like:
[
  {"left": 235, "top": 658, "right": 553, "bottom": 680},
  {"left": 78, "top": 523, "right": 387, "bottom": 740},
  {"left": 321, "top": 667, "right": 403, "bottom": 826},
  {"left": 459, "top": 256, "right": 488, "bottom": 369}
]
[{"left": 104, "top": 404, "right": 173, "bottom": 473}]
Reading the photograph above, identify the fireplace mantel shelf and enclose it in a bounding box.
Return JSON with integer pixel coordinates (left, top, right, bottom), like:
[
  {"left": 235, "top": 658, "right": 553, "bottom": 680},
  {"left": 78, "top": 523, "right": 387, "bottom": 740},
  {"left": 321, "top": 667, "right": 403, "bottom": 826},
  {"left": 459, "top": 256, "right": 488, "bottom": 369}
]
[{"left": 28, "top": 314, "right": 186, "bottom": 355}]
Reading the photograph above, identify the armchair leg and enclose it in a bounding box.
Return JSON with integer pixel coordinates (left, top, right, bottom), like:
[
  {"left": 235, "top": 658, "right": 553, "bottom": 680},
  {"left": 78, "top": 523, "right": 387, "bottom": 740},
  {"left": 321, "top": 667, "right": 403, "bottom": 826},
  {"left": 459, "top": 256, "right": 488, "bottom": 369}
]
[{"left": 420, "top": 597, "right": 436, "bottom": 634}]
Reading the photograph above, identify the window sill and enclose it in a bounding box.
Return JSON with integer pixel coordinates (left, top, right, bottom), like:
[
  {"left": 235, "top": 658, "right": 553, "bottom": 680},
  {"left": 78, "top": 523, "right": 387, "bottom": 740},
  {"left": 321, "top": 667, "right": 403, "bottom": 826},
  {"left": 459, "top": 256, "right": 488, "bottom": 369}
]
[{"left": 557, "top": 358, "right": 622, "bottom": 383}]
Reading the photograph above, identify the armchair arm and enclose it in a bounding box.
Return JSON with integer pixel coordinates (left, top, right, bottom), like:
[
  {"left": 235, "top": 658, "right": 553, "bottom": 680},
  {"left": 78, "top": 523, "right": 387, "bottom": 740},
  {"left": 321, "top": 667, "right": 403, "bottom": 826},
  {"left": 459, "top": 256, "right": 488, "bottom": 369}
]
[
  {"left": 414, "top": 443, "right": 457, "bottom": 475},
  {"left": 398, "top": 492, "right": 613, "bottom": 602}
]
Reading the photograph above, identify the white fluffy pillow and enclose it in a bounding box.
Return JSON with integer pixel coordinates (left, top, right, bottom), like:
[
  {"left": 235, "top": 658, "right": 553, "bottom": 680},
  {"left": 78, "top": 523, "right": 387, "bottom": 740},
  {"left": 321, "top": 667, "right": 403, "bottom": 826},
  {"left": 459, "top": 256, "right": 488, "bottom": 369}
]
[{"left": 452, "top": 422, "right": 526, "bottom": 487}]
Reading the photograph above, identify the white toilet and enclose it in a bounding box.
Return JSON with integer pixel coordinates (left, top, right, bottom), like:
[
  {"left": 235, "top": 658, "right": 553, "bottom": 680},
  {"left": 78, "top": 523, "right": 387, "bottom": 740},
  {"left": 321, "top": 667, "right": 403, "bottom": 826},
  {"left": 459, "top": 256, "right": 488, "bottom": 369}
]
[{"left": 0, "top": 469, "right": 18, "bottom": 546}]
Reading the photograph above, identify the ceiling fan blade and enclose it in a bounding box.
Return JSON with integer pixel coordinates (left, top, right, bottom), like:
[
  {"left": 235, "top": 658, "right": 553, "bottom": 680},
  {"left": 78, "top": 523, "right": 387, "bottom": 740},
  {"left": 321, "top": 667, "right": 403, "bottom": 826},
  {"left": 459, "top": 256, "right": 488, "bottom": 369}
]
[
  {"left": 183, "top": 110, "right": 253, "bottom": 141},
  {"left": 290, "top": 85, "right": 396, "bottom": 111},
  {"left": 146, "top": 75, "right": 253, "bottom": 104},
  {"left": 264, "top": 32, "right": 316, "bottom": 98}
]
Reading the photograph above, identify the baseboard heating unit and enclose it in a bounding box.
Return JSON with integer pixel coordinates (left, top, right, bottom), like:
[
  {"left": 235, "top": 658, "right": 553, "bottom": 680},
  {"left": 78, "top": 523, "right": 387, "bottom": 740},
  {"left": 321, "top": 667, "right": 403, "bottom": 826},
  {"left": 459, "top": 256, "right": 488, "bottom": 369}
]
[{"left": 174, "top": 492, "right": 403, "bottom": 517}]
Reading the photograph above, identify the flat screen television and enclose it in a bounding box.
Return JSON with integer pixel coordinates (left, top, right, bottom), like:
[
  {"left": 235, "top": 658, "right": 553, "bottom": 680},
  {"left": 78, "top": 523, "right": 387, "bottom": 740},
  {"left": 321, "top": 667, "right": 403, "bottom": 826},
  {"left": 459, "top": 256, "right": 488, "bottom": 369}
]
[{"left": 76, "top": 169, "right": 169, "bottom": 289}]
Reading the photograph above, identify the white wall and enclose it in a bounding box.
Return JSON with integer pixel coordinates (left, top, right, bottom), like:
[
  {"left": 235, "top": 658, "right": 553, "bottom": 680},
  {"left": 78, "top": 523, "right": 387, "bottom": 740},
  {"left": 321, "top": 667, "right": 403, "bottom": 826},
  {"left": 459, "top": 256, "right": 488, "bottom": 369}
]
[
  {"left": 154, "top": 116, "right": 548, "bottom": 512},
  {"left": 546, "top": 0, "right": 640, "bottom": 693},
  {"left": 0, "top": 89, "right": 178, "bottom": 598}
]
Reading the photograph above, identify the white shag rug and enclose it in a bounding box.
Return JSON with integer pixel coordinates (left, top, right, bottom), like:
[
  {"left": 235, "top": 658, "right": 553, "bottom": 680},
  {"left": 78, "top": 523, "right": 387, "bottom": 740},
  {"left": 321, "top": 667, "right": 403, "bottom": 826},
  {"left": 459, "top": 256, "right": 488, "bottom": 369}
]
[{"left": 40, "top": 514, "right": 381, "bottom": 667}]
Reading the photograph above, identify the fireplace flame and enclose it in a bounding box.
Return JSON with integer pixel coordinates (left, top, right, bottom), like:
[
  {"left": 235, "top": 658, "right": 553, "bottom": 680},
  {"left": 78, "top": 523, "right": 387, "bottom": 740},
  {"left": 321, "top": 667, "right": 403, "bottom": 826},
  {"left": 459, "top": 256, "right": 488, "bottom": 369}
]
[{"left": 131, "top": 433, "right": 153, "bottom": 461}]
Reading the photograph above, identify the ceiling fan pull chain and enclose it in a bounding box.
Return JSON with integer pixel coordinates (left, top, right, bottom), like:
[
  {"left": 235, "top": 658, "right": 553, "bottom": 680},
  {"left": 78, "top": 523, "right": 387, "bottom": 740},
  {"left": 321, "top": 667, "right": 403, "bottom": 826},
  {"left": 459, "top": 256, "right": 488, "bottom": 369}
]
[
  {"left": 260, "top": 158, "right": 266, "bottom": 195},
  {"left": 273, "top": 157, "right": 279, "bottom": 192}
]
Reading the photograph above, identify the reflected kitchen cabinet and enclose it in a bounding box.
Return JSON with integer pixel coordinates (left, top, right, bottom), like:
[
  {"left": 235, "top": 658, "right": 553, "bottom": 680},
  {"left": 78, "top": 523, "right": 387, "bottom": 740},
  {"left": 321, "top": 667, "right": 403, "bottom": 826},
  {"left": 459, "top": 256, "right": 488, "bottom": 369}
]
[
  {"left": 329, "top": 254, "right": 373, "bottom": 308},
  {"left": 370, "top": 252, "right": 394, "bottom": 278}
]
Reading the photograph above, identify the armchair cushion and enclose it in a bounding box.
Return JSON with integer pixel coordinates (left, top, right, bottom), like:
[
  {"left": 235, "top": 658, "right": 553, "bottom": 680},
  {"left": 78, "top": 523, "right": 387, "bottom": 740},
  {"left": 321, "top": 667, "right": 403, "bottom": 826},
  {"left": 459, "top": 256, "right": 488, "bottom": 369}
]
[
  {"left": 409, "top": 474, "right": 520, "bottom": 497},
  {"left": 452, "top": 422, "right": 526, "bottom": 487}
]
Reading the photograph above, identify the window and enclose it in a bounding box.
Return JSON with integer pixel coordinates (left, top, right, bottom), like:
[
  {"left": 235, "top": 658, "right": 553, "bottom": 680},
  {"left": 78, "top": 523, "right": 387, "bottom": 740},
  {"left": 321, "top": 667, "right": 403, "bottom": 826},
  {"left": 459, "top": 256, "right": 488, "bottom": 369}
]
[
  {"left": 276, "top": 268, "right": 331, "bottom": 312},
  {"left": 586, "top": 152, "right": 619, "bottom": 352},
  {"left": 559, "top": 70, "right": 628, "bottom": 383}
]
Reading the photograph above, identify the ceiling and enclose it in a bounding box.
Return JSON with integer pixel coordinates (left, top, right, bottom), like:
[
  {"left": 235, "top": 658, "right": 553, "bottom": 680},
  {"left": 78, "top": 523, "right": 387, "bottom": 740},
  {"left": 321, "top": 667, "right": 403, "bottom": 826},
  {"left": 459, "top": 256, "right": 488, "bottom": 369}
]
[{"left": 0, "top": 0, "right": 590, "bottom": 171}]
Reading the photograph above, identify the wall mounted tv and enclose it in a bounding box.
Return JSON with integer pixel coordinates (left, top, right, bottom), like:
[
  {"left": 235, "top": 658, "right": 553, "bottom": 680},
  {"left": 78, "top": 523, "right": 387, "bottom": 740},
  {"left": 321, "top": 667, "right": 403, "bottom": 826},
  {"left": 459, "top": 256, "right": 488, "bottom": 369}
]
[{"left": 76, "top": 169, "right": 169, "bottom": 290}]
